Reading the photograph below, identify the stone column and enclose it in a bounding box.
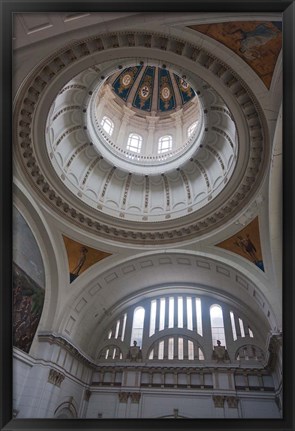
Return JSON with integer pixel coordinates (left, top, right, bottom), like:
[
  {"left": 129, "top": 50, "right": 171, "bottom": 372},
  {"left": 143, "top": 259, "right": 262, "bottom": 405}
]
[
  {"left": 124, "top": 311, "right": 134, "bottom": 349},
  {"left": 212, "top": 395, "right": 225, "bottom": 418},
  {"left": 146, "top": 115, "right": 158, "bottom": 155},
  {"left": 116, "top": 106, "right": 135, "bottom": 147},
  {"left": 164, "top": 297, "right": 169, "bottom": 330},
  {"left": 96, "top": 87, "right": 115, "bottom": 120},
  {"left": 170, "top": 109, "right": 183, "bottom": 148},
  {"left": 142, "top": 301, "right": 151, "bottom": 354}
]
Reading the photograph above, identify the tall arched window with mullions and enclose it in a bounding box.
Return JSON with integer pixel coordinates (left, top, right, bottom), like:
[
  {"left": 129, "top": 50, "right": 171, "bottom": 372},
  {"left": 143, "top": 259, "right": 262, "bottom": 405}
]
[
  {"left": 158, "top": 135, "right": 172, "bottom": 154},
  {"left": 210, "top": 304, "right": 226, "bottom": 347},
  {"left": 101, "top": 116, "right": 114, "bottom": 136},
  {"left": 130, "top": 306, "right": 145, "bottom": 347},
  {"left": 127, "top": 133, "right": 143, "bottom": 153}
]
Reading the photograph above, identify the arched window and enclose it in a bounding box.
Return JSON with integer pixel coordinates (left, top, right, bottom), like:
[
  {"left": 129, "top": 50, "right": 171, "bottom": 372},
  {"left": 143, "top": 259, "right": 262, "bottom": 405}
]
[
  {"left": 130, "top": 306, "right": 145, "bottom": 347},
  {"left": 148, "top": 336, "right": 205, "bottom": 361},
  {"left": 127, "top": 133, "right": 142, "bottom": 153},
  {"left": 158, "top": 135, "right": 172, "bottom": 154},
  {"left": 101, "top": 116, "right": 114, "bottom": 136},
  {"left": 210, "top": 305, "right": 226, "bottom": 347},
  {"left": 187, "top": 121, "right": 198, "bottom": 137}
]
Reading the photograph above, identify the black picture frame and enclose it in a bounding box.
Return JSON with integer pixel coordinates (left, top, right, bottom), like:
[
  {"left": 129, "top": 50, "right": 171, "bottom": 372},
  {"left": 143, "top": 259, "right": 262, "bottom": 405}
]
[{"left": 1, "top": 1, "right": 294, "bottom": 430}]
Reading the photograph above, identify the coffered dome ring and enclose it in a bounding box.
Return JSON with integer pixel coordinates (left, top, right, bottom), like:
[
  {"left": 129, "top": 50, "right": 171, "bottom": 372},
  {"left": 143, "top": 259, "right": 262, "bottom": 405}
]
[
  {"left": 45, "top": 57, "right": 238, "bottom": 222},
  {"left": 14, "top": 31, "right": 269, "bottom": 245}
]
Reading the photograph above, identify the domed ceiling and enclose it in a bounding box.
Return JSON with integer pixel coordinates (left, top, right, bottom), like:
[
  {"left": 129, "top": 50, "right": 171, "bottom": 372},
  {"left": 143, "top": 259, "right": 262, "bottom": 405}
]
[
  {"left": 45, "top": 61, "right": 238, "bottom": 222},
  {"left": 14, "top": 30, "right": 268, "bottom": 245},
  {"left": 110, "top": 65, "right": 196, "bottom": 114}
]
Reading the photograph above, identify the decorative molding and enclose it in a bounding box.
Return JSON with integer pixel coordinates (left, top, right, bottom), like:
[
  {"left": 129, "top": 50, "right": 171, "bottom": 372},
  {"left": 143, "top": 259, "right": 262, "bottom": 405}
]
[
  {"left": 118, "top": 392, "right": 141, "bottom": 403},
  {"left": 212, "top": 395, "right": 225, "bottom": 408},
  {"left": 84, "top": 389, "right": 91, "bottom": 401},
  {"left": 130, "top": 392, "right": 141, "bottom": 403},
  {"left": 118, "top": 392, "right": 129, "bottom": 403},
  {"left": 48, "top": 368, "right": 65, "bottom": 387},
  {"left": 14, "top": 30, "right": 268, "bottom": 245},
  {"left": 226, "top": 396, "right": 239, "bottom": 408},
  {"left": 38, "top": 332, "right": 97, "bottom": 369}
]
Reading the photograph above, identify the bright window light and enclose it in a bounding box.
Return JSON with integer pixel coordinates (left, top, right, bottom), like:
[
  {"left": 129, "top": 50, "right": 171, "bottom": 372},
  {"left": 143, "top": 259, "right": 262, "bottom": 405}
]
[
  {"left": 158, "top": 135, "right": 172, "bottom": 154},
  {"left": 178, "top": 297, "right": 183, "bottom": 328},
  {"left": 131, "top": 306, "right": 145, "bottom": 347},
  {"left": 101, "top": 116, "right": 114, "bottom": 136},
  {"left": 169, "top": 297, "right": 174, "bottom": 328},
  {"left": 230, "top": 311, "right": 237, "bottom": 341},
  {"left": 239, "top": 318, "right": 245, "bottom": 338},
  {"left": 127, "top": 133, "right": 142, "bottom": 153},
  {"left": 188, "top": 121, "right": 198, "bottom": 137},
  {"left": 168, "top": 338, "right": 174, "bottom": 360},
  {"left": 196, "top": 298, "right": 203, "bottom": 336},
  {"left": 187, "top": 297, "right": 193, "bottom": 330},
  {"left": 159, "top": 298, "right": 165, "bottom": 331},
  {"left": 210, "top": 305, "right": 226, "bottom": 347}
]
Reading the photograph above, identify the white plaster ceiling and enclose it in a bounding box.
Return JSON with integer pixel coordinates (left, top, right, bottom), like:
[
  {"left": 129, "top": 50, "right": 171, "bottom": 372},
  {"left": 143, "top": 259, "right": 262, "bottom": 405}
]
[{"left": 45, "top": 59, "right": 237, "bottom": 221}]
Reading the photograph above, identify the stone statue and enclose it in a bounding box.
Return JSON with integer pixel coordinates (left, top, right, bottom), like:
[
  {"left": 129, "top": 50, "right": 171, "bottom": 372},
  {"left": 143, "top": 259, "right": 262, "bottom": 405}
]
[
  {"left": 127, "top": 340, "right": 142, "bottom": 361},
  {"left": 212, "top": 340, "right": 230, "bottom": 362}
]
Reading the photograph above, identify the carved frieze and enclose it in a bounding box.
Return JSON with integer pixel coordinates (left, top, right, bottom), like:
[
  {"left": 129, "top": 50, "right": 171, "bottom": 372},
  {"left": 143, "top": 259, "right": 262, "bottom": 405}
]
[{"left": 48, "top": 369, "right": 65, "bottom": 387}]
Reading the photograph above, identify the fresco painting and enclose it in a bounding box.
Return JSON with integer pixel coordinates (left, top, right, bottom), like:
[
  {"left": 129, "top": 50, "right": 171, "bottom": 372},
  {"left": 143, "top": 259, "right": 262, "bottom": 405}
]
[
  {"left": 13, "top": 263, "right": 45, "bottom": 353},
  {"left": 112, "top": 66, "right": 142, "bottom": 101},
  {"left": 188, "top": 21, "right": 282, "bottom": 88},
  {"left": 13, "top": 208, "right": 45, "bottom": 353},
  {"left": 132, "top": 66, "right": 155, "bottom": 111},
  {"left": 216, "top": 217, "right": 264, "bottom": 271},
  {"left": 63, "top": 235, "right": 112, "bottom": 283}
]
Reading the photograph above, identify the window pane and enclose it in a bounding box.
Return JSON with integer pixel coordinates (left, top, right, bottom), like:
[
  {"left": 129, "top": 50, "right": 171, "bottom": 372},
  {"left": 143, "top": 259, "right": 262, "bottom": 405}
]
[
  {"left": 188, "top": 340, "right": 194, "bottom": 360},
  {"left": 210, "top": 305, "right": 226, "bottom": 347},
  {"left": 158, "top": 135, "right": 172, "bottom": 154},
  {"left": 121, "top": 314, "right": 127, "bottom": 341},
  {"left": 239, "top": 318, "right": 245, "bottom": 338},
  {"left": 115, "top": 320, "right": 120, "bottom": 339},
  {"left": 158, "top": 341, "right": 164, "bottom": 359},
  {"left": 178, "top": 297, "right": 183, "bottom": 328},
  {"left": 112, "top": 348, "right": 116, "bottom": 359},
  {"left": 187, "top": 297, "right": 193, "bottom": 330},
  {"left": 248, "top": 327, "right": 254, "bottom": 338},
  {"left": 188, "top": 121, "right": 198, "bottom": 137},
  {"left": 169, "top": 297, "right": 174, "bottom": 328},
  {"left": 131, "top": 307, "right": 145, "bottom": 346},
  {"left": 150, "top": 300, "right": 157, "bottom": 336},
  {"left": 196, "top": 298, "right": 203, "bottom": 336},
  {"left": 101, "top": 116, "right": 114, "bottom": 136},
  {"left": 178, "top": 337, "right": 183, "bottom": 360},
  {"left": 159, "top": 298, "right": 165, "bottom": 331},
  {"left": 198, "top": 348, "right": 204, "bottom": 360},
  {"left": 230, "top": 311, "right": 237, "bottom": 341},
  {"left": 168, "top": 338, "right": 174, "bottom": 360},
  {"left": 127, "top": 133, "right": 142, "bottom": 153}
]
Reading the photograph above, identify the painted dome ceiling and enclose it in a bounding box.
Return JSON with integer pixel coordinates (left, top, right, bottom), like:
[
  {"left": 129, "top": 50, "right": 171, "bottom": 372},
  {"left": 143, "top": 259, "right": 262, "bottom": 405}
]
[
  {"left": 45, "top": 61, "right": 238, "bottom": 222},
  {"left": 14, "top": 30, "right": 268, "bottom": 245},
  {"left": 109, "top": 66, "right": 196, "bottom": 114}
]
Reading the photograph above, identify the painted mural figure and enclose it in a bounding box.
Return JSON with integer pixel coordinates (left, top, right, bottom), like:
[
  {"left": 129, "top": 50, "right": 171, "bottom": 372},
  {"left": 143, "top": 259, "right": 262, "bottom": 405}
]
[
  {"left": 13, "top": 263, "right": 45, "bottom": 353},
  {"left": 230, "top": 23, "right": 279, "bottom": 60},
  {"left": 234, "top": 234, "right": 258, "bottom": 263},
  {"left": 72, "top": 246, "right": 88, "bottom": 276}
]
